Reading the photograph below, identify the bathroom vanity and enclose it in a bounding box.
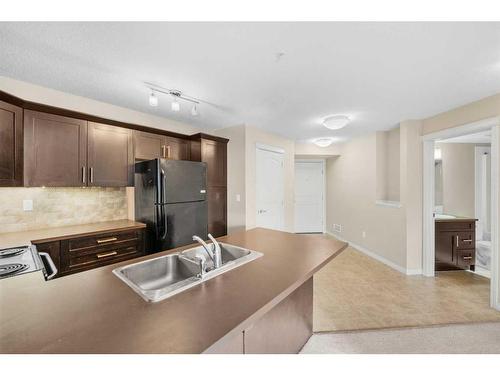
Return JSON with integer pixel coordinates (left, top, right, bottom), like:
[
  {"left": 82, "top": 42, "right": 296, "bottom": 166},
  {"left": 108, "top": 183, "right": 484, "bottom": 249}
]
[{"left": 435, "top": 217, "right": 477, "bottom": 271}]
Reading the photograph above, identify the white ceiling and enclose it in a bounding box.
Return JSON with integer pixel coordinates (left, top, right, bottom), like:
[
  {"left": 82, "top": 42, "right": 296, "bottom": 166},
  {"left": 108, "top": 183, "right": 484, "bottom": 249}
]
[
  {"left": 1, "top": 22, "right": 500, "bottom": 141},
  {"left": 438, "top": 130, "right": 492, "bottom": 144}
]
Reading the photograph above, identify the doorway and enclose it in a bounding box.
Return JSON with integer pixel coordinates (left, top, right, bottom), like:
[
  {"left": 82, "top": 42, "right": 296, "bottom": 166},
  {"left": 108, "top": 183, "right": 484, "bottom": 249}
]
[
  {"left": 423, "top": 119, "right": 500, "bottom": 311},
  {"left": 294, "top": 160, "right": 325, "bottom": 233},
  {"left": 255, "top": 144, "right": 285, "bottom": 230}
]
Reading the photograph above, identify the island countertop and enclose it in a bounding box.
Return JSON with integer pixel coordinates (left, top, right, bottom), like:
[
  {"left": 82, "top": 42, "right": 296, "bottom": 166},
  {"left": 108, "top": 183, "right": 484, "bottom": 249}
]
[{"left": 0, "top": 228, "right": 347, "bottom": 354}]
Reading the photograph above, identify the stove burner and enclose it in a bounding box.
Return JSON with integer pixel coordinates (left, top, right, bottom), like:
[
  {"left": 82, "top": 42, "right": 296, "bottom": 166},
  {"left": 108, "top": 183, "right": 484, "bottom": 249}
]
[
  {"left": 0, "top": 263, "right": 29, "bottom": 278},
  {"left": 0, "top": 247, "right": 27, "bottom": 258}
]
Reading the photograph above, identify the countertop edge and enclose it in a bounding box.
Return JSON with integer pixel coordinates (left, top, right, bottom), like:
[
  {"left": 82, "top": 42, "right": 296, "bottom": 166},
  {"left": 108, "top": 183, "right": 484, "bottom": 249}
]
[{"left": 201, "top": 240, "right": 349, "bottom": 353}]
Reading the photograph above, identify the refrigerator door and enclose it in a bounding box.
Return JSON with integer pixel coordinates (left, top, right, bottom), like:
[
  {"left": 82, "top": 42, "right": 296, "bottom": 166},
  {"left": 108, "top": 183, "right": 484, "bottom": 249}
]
[
  {"left": 155, "top": 201, "right": 208, "bottom": 251},
  {"left": 159, "top": 159, "right": 207, "bottom": 204}
]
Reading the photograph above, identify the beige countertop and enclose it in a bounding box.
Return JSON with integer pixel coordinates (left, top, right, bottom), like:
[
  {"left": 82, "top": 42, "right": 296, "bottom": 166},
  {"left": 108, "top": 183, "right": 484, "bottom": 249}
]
[
  {"left": 0, "top": 220, "right": 146, "bottom": 248},
  {"left": 0, "top": 228, "right": 347, "bottom": 354}
]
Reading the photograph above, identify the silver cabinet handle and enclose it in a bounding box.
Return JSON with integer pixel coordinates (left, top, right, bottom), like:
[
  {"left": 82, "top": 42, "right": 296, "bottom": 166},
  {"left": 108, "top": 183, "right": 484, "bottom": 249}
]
[
  {"left": 161, "top": 145, "right": 166, "bottom": 158},
  {"left": 456, "top": 235, "right": 459, "bottom": 247},
  {"left": 462, "top": 239, "right": 473, "bottom": 243},
  {"left": 89, "top": 167, "right": 94, "bottom": 184},
  {"left": 463, "top": 256, "right": 473, "bottom": 260},
  {"left": 97, "top": 251, "right": 118, "bottom": 259},
  {"left": 82, "top": 166, "right": 86, "bottom": 184},
  {"left": 38, "top": 252, "right": 58, "bottom": 280}
]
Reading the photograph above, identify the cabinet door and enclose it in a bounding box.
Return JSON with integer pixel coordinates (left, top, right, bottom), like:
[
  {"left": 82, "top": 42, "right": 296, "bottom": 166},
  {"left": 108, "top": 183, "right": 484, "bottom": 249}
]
[
  {"left": 0, "top": 100, "right": 23, "bottom": 186},
  {"left": 164, "top": 136, "right": 190, "bottom": 160},
  {"left": 133, "top": 130, "right": 165, "bottom": 160},
  {"left": 88, "top": 122, "right": 133, "bottom": 186},
  {"left": 202, "top": 139, "right": 227, "bottom": 186},
  {"left": 24, "top": 110, "right": 87, "bottom": 187},
  {"left": 207, "top": 186, "right": 227, "bottom": 237}
]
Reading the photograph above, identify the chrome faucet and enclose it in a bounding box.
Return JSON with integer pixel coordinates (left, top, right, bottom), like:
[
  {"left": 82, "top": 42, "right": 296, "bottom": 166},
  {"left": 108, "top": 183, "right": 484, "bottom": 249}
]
[{"left": 192, "top": 234, "right": 222, "bottom": 269}]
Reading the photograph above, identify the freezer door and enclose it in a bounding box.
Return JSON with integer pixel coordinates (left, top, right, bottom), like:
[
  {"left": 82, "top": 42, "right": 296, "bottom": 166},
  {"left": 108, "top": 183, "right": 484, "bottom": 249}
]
[
  {"left": 153, "top": 201, "right": 208, "bottom": 252},
  {"left": 160, "top": 159, "right": 207, "bottom": 204}
]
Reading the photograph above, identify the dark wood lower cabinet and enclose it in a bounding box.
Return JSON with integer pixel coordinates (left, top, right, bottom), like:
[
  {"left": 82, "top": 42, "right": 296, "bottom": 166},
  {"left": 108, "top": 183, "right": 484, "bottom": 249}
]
[
  {"left": 204, "top": 277, "right": 313, "bottom": 354},
  {"left": 435, "top": 219, "right": 477, "bottom": 271},
  {"left": 33, "top": 228, "right": 145, "bottom": 278}
]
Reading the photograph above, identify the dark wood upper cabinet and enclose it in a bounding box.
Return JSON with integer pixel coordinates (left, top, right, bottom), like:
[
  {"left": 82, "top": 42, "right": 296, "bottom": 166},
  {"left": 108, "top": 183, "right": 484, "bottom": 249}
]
[
  {"left": 164, "top": 136, "right": 190, "bottom": 160},
  {"left": 24, "top": 110, "right": 87, "bottom": 187},
  {"left": 0, "top": 100, "right": 23, "bottom": 186},
  {"left": 207, "top": 186, "right": 227, "bottom": 237},
  {"left": 134, "top": 130, "right": 190, "bottom": 161},
  {"left": 133, "top": 130, "right": 165, "bottom": 160},
  {"left": 88, "top": 122, "right": 133, "bottom": 187}
]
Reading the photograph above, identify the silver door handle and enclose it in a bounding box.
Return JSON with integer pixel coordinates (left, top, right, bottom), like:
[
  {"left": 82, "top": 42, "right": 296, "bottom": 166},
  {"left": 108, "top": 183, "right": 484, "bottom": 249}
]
[{"left": 258, "top": 209, "right": 267, "bottom": 214}]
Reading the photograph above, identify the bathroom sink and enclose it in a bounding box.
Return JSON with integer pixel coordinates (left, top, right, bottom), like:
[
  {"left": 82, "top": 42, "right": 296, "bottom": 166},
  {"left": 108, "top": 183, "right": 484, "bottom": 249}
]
[{"left": 113, "top": 243, "right": 262, "bottom": 303}]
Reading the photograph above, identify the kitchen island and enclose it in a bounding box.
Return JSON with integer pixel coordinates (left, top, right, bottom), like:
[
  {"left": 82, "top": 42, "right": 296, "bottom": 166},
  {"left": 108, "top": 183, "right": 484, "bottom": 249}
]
[{"left": 0, "top": 228, "right": 347, "bottom": 354}]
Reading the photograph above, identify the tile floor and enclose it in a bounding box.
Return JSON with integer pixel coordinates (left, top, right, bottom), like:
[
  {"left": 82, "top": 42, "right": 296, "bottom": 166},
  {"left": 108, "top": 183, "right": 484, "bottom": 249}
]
[{"left": 314, "top": 246, "right": 500, "bottom": 332}]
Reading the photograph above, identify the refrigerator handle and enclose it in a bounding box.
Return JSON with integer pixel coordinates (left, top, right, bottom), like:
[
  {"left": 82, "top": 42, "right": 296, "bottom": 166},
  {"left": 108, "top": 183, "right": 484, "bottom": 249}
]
[
  {"left": 160, "top": 168, "right": 167, "bottom": 204},
  {"left": 160, "top": 204, "right": 168, "bottom": 240}
]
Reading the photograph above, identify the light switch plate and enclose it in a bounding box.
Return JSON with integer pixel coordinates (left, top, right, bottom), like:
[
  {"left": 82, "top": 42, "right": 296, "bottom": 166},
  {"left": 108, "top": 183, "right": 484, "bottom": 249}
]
[
  {"left": 236, "top": 194, "right": 241, "bottom": 202},
  {"left": 23, "top": 199, "right": 33, "bottom": 212}
]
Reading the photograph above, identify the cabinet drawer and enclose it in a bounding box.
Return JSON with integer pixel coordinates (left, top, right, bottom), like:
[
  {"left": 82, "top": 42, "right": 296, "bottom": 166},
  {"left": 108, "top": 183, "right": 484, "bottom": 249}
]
[
  {"left": 66, "top": 244, "right": 141, "bottom": 271},
  {"left": 436, "top": 221, "right": 475, "bottom": 231},
  {"left": 457, "top": 250, "right": 475, "bottom": 267},
  {"left": 455, "top": 231, "right": 475, "bottom": 250},
  {"left": 65, "top": 230, "right": 139, "bottom": 253}
]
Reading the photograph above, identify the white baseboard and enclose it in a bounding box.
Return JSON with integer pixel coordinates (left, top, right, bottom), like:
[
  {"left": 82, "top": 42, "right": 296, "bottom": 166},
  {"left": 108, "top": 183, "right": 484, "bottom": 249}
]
[{"left": 326, "top": 231, "right": 422, "bottom": 276}]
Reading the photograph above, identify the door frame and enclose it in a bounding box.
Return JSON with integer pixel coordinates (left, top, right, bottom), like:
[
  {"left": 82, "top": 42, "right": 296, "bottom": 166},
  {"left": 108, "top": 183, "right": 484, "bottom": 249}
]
[
  {"left": 475, "top": 145, "right": 491, "bottom": 241},
  {"left": 422, "top": 116, "right": 500, "bottom": 311},
  {"left": 294, "top": 159, "right": 326, "bottom": 233},
  {"left": 255, "top": 142, "right": 285, "bottom": 231}
]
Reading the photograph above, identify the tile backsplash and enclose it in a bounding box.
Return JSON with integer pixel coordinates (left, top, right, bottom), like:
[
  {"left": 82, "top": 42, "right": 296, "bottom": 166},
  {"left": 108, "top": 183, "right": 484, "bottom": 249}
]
[{"left": 0, "top": 187, "right": 128, "bottom": 234}]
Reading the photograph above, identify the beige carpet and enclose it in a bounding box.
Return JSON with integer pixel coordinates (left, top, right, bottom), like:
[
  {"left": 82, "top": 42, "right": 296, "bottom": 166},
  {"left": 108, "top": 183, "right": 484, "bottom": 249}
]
[
  {"left": 314, "top": 247, "right": 500, "bottom": 332},
  {"left": 301, "top": 322, "right": 500, "bottom": 353}
]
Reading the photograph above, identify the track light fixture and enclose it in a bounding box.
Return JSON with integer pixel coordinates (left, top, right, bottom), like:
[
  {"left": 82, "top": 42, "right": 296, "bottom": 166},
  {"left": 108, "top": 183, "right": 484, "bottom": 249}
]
[{"left": 145, "top": 83, "right": 200, "bottom": 116}]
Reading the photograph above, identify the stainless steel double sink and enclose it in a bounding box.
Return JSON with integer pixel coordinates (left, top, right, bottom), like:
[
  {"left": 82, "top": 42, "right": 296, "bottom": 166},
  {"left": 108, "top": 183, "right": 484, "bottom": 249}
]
[{"left": 113, "top": 243, "right": 262, "bottom": 302}]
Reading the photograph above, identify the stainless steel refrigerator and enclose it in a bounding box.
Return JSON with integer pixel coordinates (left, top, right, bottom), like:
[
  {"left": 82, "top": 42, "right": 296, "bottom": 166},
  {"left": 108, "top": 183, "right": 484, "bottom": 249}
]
[{"left": 134, "top": 159, "right": 208, "bottom": 254}]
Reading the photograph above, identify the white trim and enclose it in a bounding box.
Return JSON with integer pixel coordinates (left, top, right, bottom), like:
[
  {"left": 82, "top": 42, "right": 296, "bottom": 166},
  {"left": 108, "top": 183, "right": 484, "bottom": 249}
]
[
  {"left": 375, "top": 200, "right": 402, "bottom": 208},
  {"left": 294, "top": 159, "right": 326, "bottom": 233},
  {"left": 327, "top": 232, "right": 422, "bottom": 276},
  {"left": 422, "top": 140, "right": 436, "bottom": 277},
  {"left": 491, "top": 126, "right": 500, "bottom": 310},
  {"left": 255, "top": 142, "right": 284, "bottom": 154},
  {"left": 475, "top": 146, "right": 491, "bottom": 241},
  {"left": 421, "top": 116, "right": 499, "bottom": 141}
]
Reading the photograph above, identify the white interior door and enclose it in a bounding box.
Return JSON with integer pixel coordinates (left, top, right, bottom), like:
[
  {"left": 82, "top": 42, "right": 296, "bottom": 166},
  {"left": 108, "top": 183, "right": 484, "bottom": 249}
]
[
  {"left": 256, "top": 145, "right": 284, "bottom": 230},
  {"left": 294, "top": 161, "right": 324, "bottom": 233}
]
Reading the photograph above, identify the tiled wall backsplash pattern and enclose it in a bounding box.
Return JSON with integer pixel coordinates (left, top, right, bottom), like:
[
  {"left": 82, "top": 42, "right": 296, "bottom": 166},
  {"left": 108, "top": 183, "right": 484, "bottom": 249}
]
[{"left": 0, "top": 187, "right": 128, "bottom": 234}]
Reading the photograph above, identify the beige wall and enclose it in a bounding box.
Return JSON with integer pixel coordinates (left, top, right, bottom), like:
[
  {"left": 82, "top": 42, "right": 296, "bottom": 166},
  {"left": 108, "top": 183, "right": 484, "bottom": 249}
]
[
  {"left": 326, "top": 134, "right": 407, "bottom": 268},
  {"left": 213, "top": 125, "right": 247, "bottom": 233},
  {"left": 400, "top": 120, "right": 423, "bottom": 271},
  {"left": 0, "top": 76, "right": 202, "bottom": 135},
  {"left": 0, "top": 187, "right": 127, "bottom": 233},
  {"left": 376, "top": 127, "right": 401, "bottom": 202},
  {"left": 423, "top": 93, "right": 500, "bottom": 135},
  {"left": 439, "top": 143, "right": 476, "bottom": 218}
]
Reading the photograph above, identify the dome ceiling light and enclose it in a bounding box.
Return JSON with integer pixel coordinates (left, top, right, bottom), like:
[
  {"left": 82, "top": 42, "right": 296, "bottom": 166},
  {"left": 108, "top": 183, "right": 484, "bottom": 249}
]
[
  {"left": 146, "top": 82, "right": 200, "bottom": 116},
  {"left": 313, "top": 138, "right": 335, "bottom": 147},
  {"left": 323, "top": 115, "right": 350, "bottom": 130}
]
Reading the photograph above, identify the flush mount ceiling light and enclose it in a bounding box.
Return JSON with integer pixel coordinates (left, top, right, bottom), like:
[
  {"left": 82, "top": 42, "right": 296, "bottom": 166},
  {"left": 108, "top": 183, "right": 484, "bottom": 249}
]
[
  {"left": 145, "top": 83, "right": 200, "bottom": 116},
  {"left": 323, "top": 115, "right": 350, "bottom": 130},
  {"left": 313, "top": 138, "right": 335, "bottom": 147}
]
